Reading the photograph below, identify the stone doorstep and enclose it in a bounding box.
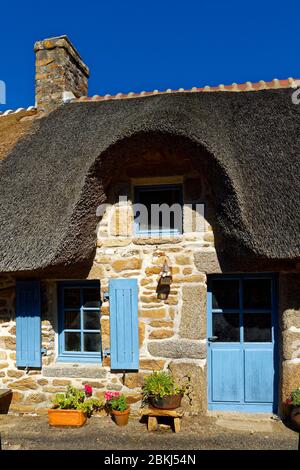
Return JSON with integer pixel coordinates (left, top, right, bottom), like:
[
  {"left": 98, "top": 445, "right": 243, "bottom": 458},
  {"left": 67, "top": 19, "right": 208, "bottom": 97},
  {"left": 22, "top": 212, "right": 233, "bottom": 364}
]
[
  {"left": 208, "top": 411, "right": 283, "bottom": 433},
  {"left": 207, "top": 411, "right": 280, "bottom": 421}
]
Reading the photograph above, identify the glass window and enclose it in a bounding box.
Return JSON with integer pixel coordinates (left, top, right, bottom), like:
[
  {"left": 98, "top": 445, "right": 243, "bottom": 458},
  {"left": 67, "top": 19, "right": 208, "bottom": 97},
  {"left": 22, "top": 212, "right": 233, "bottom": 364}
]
[
  {"left": 212, "top": 280, "right": 239, "bottom": 310},
  {"left": 244, "top": 313, "right": 272, "bottom": 342},
  {"left": 84, "top": 333, "right": 101, "bottom": 352},
  {"left": 134, "top": 184, "right": 183, "bottom": 235},
  {"left": 64, "top": 288, "right": 80, "bottom": 308},
  {"left": 243, "top": 279, "right": 272, "bottom": 310},
  {"left": 84, "top": 311, "right": 100, "bottom": 330},
  {"left": 209, "top": 276, "right": 273, "bottom": 344},
  {"left": 212, "top": 313, "right": 240, "bottom": 342},
  {"left": 59, "top": 282, "right": 101, "bottom": 360},
  {"left": 83, "top": 288, "right": 100, "bottom": 308},
  {"left": 64, "top": 310, "right": 80, "bottom": 329},
  {"left": 65, "top": 332, "right": 81, "bottom": 352}
]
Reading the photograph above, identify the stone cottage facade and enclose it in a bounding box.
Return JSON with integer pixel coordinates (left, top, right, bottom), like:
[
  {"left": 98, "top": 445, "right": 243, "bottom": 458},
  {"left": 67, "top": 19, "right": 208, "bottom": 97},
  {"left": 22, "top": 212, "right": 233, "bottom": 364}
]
[{"left": 0, "top": 36, "right": 300, "bottom": 415}]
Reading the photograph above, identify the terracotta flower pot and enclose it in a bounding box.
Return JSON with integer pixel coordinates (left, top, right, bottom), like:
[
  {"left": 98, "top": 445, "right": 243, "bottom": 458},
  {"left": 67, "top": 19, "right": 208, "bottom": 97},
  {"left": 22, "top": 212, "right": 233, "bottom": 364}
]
[
  {"left": 48, "top": 408, "right": 87, "bottom": 427},
  {"left": 150, "top": 394, "right": 182, "bottom": 410},
  {"left": 111, "top": 408, "right": 130, "bottom": 426},
  {"left": 290, "top": 406, "right": 300, "bottom": 430}
]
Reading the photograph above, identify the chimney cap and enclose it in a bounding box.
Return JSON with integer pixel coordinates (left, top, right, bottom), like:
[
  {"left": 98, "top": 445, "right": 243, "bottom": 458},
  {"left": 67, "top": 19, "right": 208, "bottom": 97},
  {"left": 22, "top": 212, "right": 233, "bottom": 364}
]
[{"left": 34, "top": 35, "right": 89, "bottom": 77}]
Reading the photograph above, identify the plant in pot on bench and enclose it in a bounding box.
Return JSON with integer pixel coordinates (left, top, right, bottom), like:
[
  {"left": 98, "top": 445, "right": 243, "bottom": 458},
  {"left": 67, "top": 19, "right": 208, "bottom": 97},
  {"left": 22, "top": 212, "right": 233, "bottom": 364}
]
[
  {"left": 48, "top": 385, "right": 103, "bottom": 427},
  {"left": 142, "top": 370, "right": 191, "bottom": 410}
]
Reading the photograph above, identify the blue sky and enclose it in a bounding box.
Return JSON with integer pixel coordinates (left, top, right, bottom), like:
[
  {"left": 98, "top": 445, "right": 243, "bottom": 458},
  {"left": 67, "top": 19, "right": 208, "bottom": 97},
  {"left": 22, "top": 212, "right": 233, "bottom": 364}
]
[{"left": 0, "top": 0, "right": 299, "bottom": 110}]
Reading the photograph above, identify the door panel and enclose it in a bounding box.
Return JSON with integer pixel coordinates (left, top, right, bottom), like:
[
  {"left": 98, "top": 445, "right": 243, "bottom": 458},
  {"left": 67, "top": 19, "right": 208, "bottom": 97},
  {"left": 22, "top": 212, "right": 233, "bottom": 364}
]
[
  {"left": 211, "top": 349, "right": 241, "bottom": 402},
  {"left": 244, "top": 349, "right": 274, "bottom": 403}
]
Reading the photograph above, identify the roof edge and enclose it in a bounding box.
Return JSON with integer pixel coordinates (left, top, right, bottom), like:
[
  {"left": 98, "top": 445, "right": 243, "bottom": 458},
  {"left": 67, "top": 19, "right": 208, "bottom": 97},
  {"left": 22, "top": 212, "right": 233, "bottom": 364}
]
[{"left": 76, "top": 77, "right": 300, "bottom": 103}]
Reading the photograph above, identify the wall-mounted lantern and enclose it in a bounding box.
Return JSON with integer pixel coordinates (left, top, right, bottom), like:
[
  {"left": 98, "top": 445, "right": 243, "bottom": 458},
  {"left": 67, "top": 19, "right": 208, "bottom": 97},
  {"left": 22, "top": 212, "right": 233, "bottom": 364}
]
[
  {"left": 156, "top": 258, "right": 172, "bottom": 300},
  {"left": 159, "top": 259, "right": 173, "bottom": 286}
]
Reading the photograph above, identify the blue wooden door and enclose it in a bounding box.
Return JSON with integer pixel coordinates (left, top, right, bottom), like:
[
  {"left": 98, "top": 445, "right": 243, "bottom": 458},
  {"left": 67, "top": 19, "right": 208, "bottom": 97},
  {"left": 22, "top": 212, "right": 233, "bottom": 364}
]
[{"left": 207, "top": 275, "right": 277, "bottom": 412}]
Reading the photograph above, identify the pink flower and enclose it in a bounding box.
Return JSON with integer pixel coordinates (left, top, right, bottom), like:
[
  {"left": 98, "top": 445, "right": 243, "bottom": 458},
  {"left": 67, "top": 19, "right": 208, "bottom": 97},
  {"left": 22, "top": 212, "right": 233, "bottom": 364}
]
[
  {"left": 105, "top": 391, "right": 120, "bottom": 401},
  {"left": 84, "top": 384, "right": 93, "bottom": 396}
]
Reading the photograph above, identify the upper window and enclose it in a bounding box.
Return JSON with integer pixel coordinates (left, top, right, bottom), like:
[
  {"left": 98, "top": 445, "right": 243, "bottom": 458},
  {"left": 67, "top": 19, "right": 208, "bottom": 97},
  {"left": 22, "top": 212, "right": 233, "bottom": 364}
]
[
  {"left": 58, "top": 282, "right": 101, "bottom": 363},
  {"left": 134, "top": 184, "right": 183, "bottom": 236}
]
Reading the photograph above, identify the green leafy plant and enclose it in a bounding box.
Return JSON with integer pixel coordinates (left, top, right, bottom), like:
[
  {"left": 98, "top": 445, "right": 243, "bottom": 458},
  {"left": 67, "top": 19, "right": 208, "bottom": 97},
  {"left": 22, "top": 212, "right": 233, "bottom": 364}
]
[
  {"left": 51, "top": 385, "right": 103, "bottom": 417},
  {"left": 52, "top": 385, "right": 85, "bottom": 409},
  {"left": 142, "top": 370, "right": 191, "bottom": 404},
  {"left": 286, "top": 387, "right": 300, "bottom": 407},
  {"left": 78, "top": 397, "right": 104, "bottom": 417},
  {"left": 107, "top": 394, "right": 129, "bottom": 412}
]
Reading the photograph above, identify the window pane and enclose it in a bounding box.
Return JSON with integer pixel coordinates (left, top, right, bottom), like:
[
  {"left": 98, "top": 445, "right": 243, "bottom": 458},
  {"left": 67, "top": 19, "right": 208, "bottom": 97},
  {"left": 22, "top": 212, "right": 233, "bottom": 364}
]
[
  {"left": 244, "top": 313, "right": 272, "bottom": 342},
  {"left": 65, "top": 332, "right": 81, "bottom": 351},
  {"left": 135, "top": 186, "right": 182, "bottom": 233},
  {"left": 84, "top": 311, "right": 100, "bottom": 330},
  {"left": 213, "top": 313, "right": 240, "bottom": 342},
  {"left": 212, "top": 280, "right": 239, "bottom": 309},
  {"left": 84, "top": 333, "right": 101, "bottom": 352},
  {"left": 64, "top": 310, "right": 80, "bottom": 329},
  {"left": 64, "top": 288, "right": 80, "bottom": 308},
  {"left": 83, "top": 288, "right": 100, "bottom": 308},
  {"left": 243, "top": 279, "right": 271, "bottom": 309}
]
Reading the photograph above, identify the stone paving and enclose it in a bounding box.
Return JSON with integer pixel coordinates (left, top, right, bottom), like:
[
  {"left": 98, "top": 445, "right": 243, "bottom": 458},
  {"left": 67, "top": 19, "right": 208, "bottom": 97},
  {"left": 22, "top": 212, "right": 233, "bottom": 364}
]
[{"left": 0, "top": 413, "right": 299, "bottom": 450}]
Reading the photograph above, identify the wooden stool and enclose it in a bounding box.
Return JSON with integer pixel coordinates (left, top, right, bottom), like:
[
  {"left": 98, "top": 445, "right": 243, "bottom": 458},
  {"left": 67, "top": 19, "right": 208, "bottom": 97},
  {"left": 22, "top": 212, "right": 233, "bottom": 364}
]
[{"left": 139, "top": 407, "right": 183, "bottom": 433}]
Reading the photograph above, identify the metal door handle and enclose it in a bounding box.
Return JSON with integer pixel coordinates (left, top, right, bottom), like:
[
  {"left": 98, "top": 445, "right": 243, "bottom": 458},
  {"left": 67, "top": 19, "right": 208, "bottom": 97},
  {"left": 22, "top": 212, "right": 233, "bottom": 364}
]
[{"left": 208, "top": 336, "right": 218, "bottom": 342}]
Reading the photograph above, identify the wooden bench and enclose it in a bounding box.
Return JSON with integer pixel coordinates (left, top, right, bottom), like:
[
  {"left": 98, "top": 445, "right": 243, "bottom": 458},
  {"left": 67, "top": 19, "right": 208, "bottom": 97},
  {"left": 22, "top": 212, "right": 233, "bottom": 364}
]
[{"left": 139, "top": 407, "right": 184, "bottom": 433}]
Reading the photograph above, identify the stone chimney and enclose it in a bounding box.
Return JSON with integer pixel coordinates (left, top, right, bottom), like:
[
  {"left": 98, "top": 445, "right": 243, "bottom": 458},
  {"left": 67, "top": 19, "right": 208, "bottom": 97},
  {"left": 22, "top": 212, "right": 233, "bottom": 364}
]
[{"left": 34, "top": 35, "right": 89, "bottom": 114}]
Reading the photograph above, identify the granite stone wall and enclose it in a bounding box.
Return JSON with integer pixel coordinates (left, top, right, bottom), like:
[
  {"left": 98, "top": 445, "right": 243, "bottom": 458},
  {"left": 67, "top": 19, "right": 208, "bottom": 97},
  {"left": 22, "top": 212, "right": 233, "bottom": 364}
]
[
  {"left": 0, "top": 188, "right": 213, "bottom": 414},
  {"left": 1, "top": 173, "right": 298, "bottom": 416},
  {"left": 279, "top": 272, "right": 300, "bottom": 412}
]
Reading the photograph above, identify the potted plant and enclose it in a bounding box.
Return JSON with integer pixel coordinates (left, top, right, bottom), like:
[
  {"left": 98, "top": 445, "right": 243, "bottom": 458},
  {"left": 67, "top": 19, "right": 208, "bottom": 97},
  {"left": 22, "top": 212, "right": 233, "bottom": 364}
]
[
  {"left": 142, "top": 370, "right": 190, "bottom": 410},
  {"left": 105, "top": 391, "right": 130, "bottom": 426},
  {"left": 48, "top": 384, "right": 103, "bottom": 427},
  {"left": 285, "top": 386, "right": 300, "bottom": 429}
]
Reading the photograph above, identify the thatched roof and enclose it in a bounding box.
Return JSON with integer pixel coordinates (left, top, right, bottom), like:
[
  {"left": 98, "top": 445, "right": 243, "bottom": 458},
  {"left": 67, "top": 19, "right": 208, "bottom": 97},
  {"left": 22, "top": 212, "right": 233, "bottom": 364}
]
[
  {"left": 0, "top": 109, "right": 37, "bottom": 161},
  {"left": 0, "top": 88, "right": 299, "bottom": 273}
]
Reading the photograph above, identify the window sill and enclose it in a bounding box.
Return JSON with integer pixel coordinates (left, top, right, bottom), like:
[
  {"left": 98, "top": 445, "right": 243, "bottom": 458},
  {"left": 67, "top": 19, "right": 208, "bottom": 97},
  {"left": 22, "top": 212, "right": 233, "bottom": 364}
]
[
  {"left": 132, "top": 235, "right": 182, "bottom": 245},
  {"left": 56, "top": 355, "right": 102, "bottom": 364},
  {"left": 43, "top": 363, "right": 107, "bottom": 379}
]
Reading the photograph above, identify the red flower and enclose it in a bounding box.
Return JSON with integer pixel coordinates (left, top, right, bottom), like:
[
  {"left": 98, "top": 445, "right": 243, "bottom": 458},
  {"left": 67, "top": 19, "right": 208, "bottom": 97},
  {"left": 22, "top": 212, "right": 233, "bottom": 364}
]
[
  {"left": 84, "top": 384, "right": 93, "bottom": 396},
  {"left": 285, "top": 398, "right": 292, "bottom": 405},
  {"left": 105, "top": 391, "right": 120, "bottom": 401}
]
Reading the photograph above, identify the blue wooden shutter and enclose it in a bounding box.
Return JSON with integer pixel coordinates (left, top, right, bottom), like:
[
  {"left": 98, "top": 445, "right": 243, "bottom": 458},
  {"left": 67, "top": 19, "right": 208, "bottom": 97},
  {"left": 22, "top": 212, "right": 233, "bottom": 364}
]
[
  {"left": 16, "top": 280, "right": 41, "bottom": 368},
  {"left": 109, "top": 278, "right": 139, "bottom": 370}
]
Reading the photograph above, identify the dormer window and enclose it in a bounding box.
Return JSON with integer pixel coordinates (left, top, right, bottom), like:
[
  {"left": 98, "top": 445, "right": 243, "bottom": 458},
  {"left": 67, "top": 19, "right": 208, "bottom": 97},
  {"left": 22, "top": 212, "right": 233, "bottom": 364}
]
[{"left": 134, "top": 184, "right": 183, "bottom": 236}]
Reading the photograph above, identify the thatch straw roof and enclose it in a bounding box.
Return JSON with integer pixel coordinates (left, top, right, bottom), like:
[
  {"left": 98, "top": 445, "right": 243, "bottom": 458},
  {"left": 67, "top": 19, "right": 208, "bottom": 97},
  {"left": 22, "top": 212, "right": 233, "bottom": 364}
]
[
  {"left": 0, "top": 109, "right": 37, "bottom": 161},
  {"left": 0, "top": 89, "right": 299, "bottom": 272}
]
